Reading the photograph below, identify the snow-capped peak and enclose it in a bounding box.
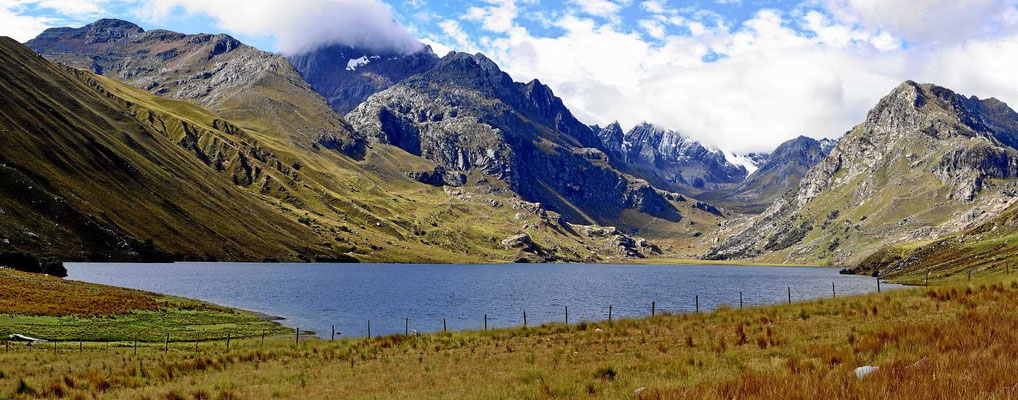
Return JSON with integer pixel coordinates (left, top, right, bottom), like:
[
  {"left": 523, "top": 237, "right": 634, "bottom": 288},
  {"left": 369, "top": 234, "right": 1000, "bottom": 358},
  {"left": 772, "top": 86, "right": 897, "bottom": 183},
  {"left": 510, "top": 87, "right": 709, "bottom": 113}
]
[{"left": 346, "top": 55, "right": 380, "bottom": 71}]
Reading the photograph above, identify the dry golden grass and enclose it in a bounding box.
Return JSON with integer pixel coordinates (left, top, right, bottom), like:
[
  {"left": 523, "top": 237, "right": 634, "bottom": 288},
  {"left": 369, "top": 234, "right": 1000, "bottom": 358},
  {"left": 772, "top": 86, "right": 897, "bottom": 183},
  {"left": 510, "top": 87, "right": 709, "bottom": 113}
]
[
  {"left": 0, "top": 269, "right": 163, "bottom": 317},
  {"left": 3, "top": 274, "right": 1018, "bottom": 399}
]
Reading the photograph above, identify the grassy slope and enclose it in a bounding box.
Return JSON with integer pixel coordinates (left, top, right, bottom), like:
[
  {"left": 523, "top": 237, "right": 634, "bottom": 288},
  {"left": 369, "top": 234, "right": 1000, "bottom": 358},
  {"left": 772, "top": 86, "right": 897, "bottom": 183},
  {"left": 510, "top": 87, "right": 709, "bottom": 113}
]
[
  {"left": 0, "top": 37, "right": 324, "bottom": 261},
  {"left": 0, "top": 269, "right": 287, "bottom": 342},
  {"left": 1, "top": 270, "right": 1015, "bottom": 399}
]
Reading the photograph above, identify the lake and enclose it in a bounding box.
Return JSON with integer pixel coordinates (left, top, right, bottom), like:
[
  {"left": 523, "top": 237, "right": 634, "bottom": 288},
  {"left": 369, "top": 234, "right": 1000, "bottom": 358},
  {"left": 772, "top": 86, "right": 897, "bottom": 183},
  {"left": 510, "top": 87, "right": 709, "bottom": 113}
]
[{"left": 66, "top": 263, "right": 901, "bottom": 338}]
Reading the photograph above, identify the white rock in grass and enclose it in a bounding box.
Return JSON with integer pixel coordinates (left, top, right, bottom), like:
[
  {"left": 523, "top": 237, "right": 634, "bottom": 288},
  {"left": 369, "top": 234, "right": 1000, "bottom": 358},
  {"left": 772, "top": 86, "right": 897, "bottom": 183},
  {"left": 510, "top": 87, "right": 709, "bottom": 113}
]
[
  {"left": 634, "top": 387, "right": 646, "bottom": 395},
  {"left": 855, "top": 365, "right": 879, "bottom": 379}
]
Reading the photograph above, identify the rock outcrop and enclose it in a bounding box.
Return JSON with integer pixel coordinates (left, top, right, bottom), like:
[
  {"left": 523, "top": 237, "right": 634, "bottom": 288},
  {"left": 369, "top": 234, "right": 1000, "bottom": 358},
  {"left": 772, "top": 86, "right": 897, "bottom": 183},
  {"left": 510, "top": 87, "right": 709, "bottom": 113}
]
[{"left": 347, "top": 52, "right": 680, "bottom": 225}]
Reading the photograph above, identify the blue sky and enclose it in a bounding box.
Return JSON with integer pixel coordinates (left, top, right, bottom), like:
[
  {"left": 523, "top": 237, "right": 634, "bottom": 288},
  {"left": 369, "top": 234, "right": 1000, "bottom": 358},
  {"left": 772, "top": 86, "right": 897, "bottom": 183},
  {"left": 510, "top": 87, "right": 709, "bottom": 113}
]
[{"left": 3, "top": 0, "right": 1018, "bottom": 154}]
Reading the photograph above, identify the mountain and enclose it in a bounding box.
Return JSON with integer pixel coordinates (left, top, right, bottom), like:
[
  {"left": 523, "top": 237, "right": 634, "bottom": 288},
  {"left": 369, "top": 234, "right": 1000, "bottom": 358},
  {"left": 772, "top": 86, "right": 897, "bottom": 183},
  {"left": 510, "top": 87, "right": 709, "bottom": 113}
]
[
  {"left": 25, "top": 19, "right": 365, "bottom": 155},
  {"left": 346, "top": 52, "right": 692, "bottom": 228},
  {"left": 707, "top": 81, "right": 1018, "bottom": 265},
  {"left": 592, "top": 122, "right": 748, "bottom": 193},
  {"left": 287, "top": 43, "right": 440, "bottom": 114},
  {"left": 713, "top": 136, "right": 834, "bottom": 213},
  {"left": 15, "top": 20, "right": 690, "bottom": 264}
]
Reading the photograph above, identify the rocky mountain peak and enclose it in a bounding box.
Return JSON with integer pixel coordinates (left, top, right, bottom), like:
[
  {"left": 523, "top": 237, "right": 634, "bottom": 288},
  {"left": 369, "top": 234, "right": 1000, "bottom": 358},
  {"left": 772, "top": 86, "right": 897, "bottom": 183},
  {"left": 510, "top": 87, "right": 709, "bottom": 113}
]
[
  {"left": 286, "top": 42, "right": 438, "bottom": 113},
  {"left": 28, "top": 18, "right": 143, "bottom": 50}
]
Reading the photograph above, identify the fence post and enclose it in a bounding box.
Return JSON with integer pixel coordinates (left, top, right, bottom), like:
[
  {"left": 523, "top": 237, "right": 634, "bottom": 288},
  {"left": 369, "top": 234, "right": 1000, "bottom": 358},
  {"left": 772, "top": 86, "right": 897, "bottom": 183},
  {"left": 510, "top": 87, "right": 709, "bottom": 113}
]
[
  {"left": 133, "top": 340, "right": 137, "bottom": 355},
  {"left": 565, "top": 306, "right": 569, "bottom": 325},
  {"left": 608, "top": 305, "right": 613, "bottom": 322},
  {"left": 53, "top": 341, "right": 57, "bottom": 354},
  {"left": 832, "top": 281, "right": 836, "bottom": 298},
  {"left": 484, "top": 314, "right": 488, "bottom": 331},
  {"left": 367, "top": 320, "right": 371, "bottom": 338},
  {"left": 968, "top": 269, "right": 972, "bottom": 281},
  {"left": 295, "top": 328, "right": 299, "bottom": 345},
  {"left": 695, "top": 295, "right": 699, "bottom": 313},
  {"left": 877, "top": 277, "right": 881, "bottom": 293},
  {"left": 523, "top": 309, "right": 527, "bottom": 328},
  {"left": 442, "top": 318, "right": 446, "bottom": 332},
  {"left": 332, "top": 325, "right": 335, "bottom": 341},
  {"left": 227, "top": 332, "right": 231, "bottom": 351},
  {"left": 164, "top": 333, "right": 169, "bottom": 354},
  {"left": 787, "top": 287, "right": 791, "bottom": 304},
  {"left": 79, "top": 340, "right": 82, "bottom": 353},
  {"left": 405, "top": 318, "right": 409, "bottom": 335},
  {"left": 651, "top": 302, "right": 655, "bottom": 316},
  {"left": 739, "top": 292, "right": 743, "bottom": 309},
  {"left": 261, "top": 329, "right": 265, "bottom": 346}
]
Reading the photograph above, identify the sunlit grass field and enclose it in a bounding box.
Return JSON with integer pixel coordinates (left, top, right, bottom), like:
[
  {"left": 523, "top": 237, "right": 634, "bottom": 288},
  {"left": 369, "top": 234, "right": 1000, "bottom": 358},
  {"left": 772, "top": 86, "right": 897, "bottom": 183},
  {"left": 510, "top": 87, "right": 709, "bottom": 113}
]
[
  {"left": 2, "top": 267, "right": 1018, "bottom": 399},
  {"left": 0, "top": 269, "right": 288, "bottom": 342}
]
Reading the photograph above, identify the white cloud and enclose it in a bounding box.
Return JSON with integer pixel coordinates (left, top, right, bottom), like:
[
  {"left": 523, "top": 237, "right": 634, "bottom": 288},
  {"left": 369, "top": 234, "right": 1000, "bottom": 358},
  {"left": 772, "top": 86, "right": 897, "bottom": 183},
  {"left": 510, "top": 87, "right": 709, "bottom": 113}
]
[
  {"left": 0, "top": 5, "right": 53, "bottom": 41},
  {"left": 567, "top": 0, "right": 629, "bottom": 18},
  {"left": 482, "top": 9, "right": 913, "bottom": 153},
  {"left": 463, "top": 0, "right": 518, "bottom": 33},
  {"left": 638, "top": 18, "right": 664, "bottom": 39},
  {"left": 825, "top": 0, "right": 1018, "bottom": 44},
  {"left": 0, "top": 0, "right": 112, "bottom": 41},
  {"left": 438, "top": 19, "right": 476, "bottom": 52},
  {"left": 137, "top": 0, "right": 423, "bottom": 55}
]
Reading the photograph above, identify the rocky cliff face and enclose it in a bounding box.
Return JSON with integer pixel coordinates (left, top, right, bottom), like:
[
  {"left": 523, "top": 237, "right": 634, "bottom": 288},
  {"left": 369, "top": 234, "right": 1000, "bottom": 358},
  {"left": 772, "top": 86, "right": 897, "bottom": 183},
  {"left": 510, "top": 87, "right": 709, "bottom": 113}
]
[
  {"left": 347, "top": 52, "right": 679, "bottom": 225},
  {"left": 287, "top": 43, "right": 440, "bottom": 114},
  {"left": 593, "top": 122, "right": 748, "bottom": 193},
  {"left": 26, "top": 19, "right": 365, "bottom": 156},
  {"left": 707, "top": 81, "right": 1018, "bottom": 265}
]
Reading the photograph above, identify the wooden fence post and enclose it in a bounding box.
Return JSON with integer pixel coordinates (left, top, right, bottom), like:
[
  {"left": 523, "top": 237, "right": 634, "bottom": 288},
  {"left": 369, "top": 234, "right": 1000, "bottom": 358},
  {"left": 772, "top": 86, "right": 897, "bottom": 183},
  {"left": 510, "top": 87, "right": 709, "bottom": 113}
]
[
  {"left": 695, "top": 295, "right": 699, "bottom": 313},
  {"left": 484, "top": 314, "right": 488, "bottom": 331},
  {"left": 367, "top": 321, "right": 371, "bottom": 338},
  {"left": 227, "top": 332, "right": 231, "bottom": 351},
  {"left": 565, "top": 306, "right": 569, "bottom": 325},
  {"left": 331, "top": 325, "right": 335, "bottom": 341},
  {"left": 133, "top": 340, "right": 137, "bottom": 355},
  {"left": 832, "top": 281, "right": 836, "bottom": 298},
  {"left": 739, "top": 292, "right": 743, "bottom": 309},
  {"left": 261, "top": 329, "right": 265, "bottom": 346},
  {"left": 969, "top": 269, "right": 972, "bottom": 281},
  {"left": 651, "top": 301, "right": 655, "bottom": 316},
  {"left": 523, "top": 310, "right": 527, "bottom": 328},
  {"left": 787, "top": 287, "right": 791, "bottom": 304},
  {"left": 295, "top": 328, "right": 299, "bottom": 345},
  {"left": 877, "top": 277, "right": 881, "bottom": 293},
  {"left": 405, "top": 318, "right": 409, "bottom": 335},
  {"left": 608, "top": 305, "right": 613, "bottom": 322},
  {"left": 164, "top": 333, "right": 169, "bottom": 354},
  {"left": 442, "top": 318, "right": 446, "bottom": 332},
  {"left": 79, "top": 340, "right": 82, "bottom": 353}
]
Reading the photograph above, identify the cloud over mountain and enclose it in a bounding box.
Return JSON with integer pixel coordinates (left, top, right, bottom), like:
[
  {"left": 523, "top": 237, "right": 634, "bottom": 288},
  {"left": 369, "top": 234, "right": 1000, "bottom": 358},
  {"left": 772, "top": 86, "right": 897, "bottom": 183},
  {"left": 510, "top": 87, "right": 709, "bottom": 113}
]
[{"left": 140, "top": 0, "right": 423, "bottom": 55}]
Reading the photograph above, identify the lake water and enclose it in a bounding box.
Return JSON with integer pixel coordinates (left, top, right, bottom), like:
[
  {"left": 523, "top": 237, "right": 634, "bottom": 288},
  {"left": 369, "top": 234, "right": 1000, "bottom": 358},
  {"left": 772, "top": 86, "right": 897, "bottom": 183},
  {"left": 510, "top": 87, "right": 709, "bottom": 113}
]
[{"left": 66, "top": 263, "right": 901, "bottom": 338}]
